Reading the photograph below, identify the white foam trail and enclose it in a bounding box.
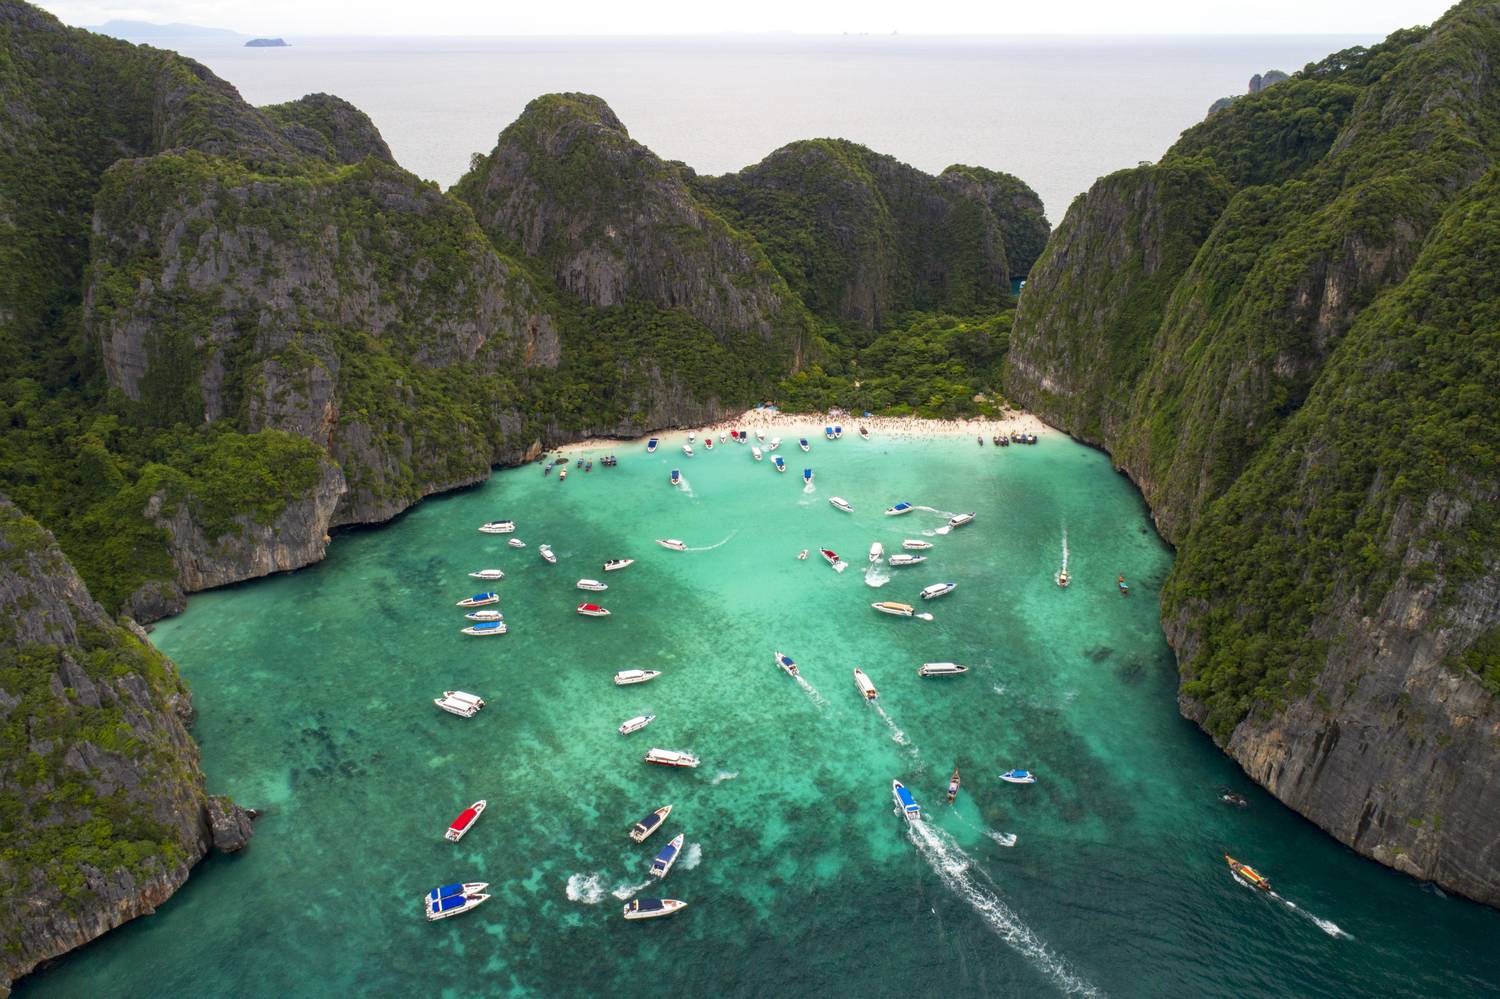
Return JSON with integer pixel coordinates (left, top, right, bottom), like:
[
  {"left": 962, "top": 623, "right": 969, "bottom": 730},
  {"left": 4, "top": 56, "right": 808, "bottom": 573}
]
[
  {"left": 912, "top": 505, "right": 957, "bottom": 519},
  {"left": 864, "top": 565, "right": 891, "bottom": 588},
  {"left": 935, "top": 525, "right": 952, "bottom": 536},
  {"left": 711, "top": 770, "right": 739, "bottom": 785},
  {"left": 832, "top": 561, "right": 848, "bottom": 574},
  {"left": 916, "top": 612, "right": 934, "bottom": 622},
  {"left": 681, "top": 842, "right": 703, "bottom": 870},
  {"left": 611, "top": 879, "right": 652, "bottom": 901},
  {"left": 1061, "top": 525, "right": 1069, "bottom": 574},
  {"left": 795, "top": 675, "right": 829, "bottom": 709},
  {"left": 984, "top": 831, "right": 1019, "bottom": 848},
  {"left": 1277, "top": 895, "right": 1353, "bottom": 940},
  {"left": 874, "top": 704, "right": 911, "bottom": 746},
  {"left": 677, "top": 475, "right": 695, "bottom": 498},
  {"left": 566, "top": 873, "right": 606, "bottom": 904},
  {"left": 803, "top": 480, "right": 817, "bottom": 495},
  {"left": 907, "top": 822, "right": 1101, "bottom": 997},
  {"left": 687, "top": 529, "right": 738, "bottom": 552}
]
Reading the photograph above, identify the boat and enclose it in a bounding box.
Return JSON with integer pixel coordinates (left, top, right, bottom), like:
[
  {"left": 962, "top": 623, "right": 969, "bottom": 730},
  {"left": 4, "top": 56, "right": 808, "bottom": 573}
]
[
  {"left": 460, "top": 621, "right": 508, "bottom": 636},
  {"left": 803, "top": 468, "right": 814, "bottom": 484},
  {"left": 892, "top": 779, "right": 920, "bottom": 823},
  {"left": 885, "top": 502, "right": 914, "bottom": 516},
  {"left": 585, "top": 460, "right": 593, "bottom": 472},
  {"left": 752, "top": 446, "right": 763, "bottom": 461},
  {"left": 918, "top": 662, "right": 969, "bottom": 676},
  {"left": 601, "top": 455, "right": 617, "bottom": 467},
  {"left": 773, "top": 651, "right": 799, "bottom": 677},
  {"left": 920, "top": 582, "right": 957, "bottom": 601},
  {"left": 456, "top": 592, "right": 499, "bottom": 607},
  {"left": 644, "top": 748, "right": 700, "bottom": 768},
  {"left": 539, "top": 544, "right": 557, "bottom": 564},
  {"left": 737, "top": 428, "right": 747, "bottom": 442},
  {"left": 619, "top": 714, "right": 656, "bottom": 735},
  {"left": 614, "top": 669, "right": 661, "bottom": 686},
  {"left": 507, "top": 538, "right": 526, "bottom": 549},
  {"left": 576, "top": 458, "right": 584, "bottom": 469},
  {"left": 773, "top": 456, "right": 787, "bottom": 473},
  {"left": 650, "top": 833, "right": 685, "bottom": 879},
  {"left": 671, "top": 469, "right": 682, "bottom": 486},
  {"left": 901, "top": 539, "right": 933, "bottom": 551},
  {"left": 834, "top": 425, "right": 843, "bottom": 439},
  {"left": 868, "top": 542, "right": 884, "bottom": 563},
  {"left": 1118, "top": 575, "right": 1130, "bottom": 596},
  {"left": 647, "top": 438, "right": 658, "bottom": 453},
  {"left": 1056, "top": 569, "right": 1070, "bottom": 587},
  {"left": 768, "top": 437, "right": 781, "bottom": 451},
  {"left": 656, "top": 539, "right": 688, "bottom": 551},
  {"left": 859, "top": 427, "right": 870, "bottom": 440},
  {"left": 424, "top": 883, "right": 490, "bottom": 921},
  {"left": 477, "top": 520, "right": 515, "bottom": 534},
  {"left": 887, "top": 554, "right": 925, "bottom": 567},
  {"left": 577, "top": 578, "right": 607, "bottom": 591},
  {"left": 434, "top": 690, "right": 485, "bottom": 718},
  {"left": 947, "top": 512, "right": 976, "bottom": 529},
  {"left": 997, "top": 435, "right": 1010, "bottom": 447},
  {"left": 797, "top": 549, "right": 809, "bottom": 560},
  {"left": 1225, "top": 854, "right": 1273, "bottom": 892},
  {"left": 947, "top": 767, "right": 960, "bottom": 804},
  {"left": 629, "top": 805, "right": 672, "bottom": 842},
  {"left": 718, "top": 432, "right": 727, "bottom": 443},
  {"left": 464, "top": 609, "right": 504, "bottom": 622},
  {"left": 977, "top": 435, "right": 984, "bottom": 446},
  {"left": 468, "top": 568, "right": 505, "bottom": 580},
  {"left": 682, "top": 444, "right": 694, "bottom": 457},
  {"left": 799, "top": 438, "right": 810, "bottom": 452},
  {"left": 730, "top": 430, "right": 739, "bottom": 443},
  {"left": 577, "top": 603, "right": 611, "bottom": 617},
  {"left": 703, "top": 436, "right": 714, "bottom": 451},
  {"left": 1220, "top": 789, "right": 1249, "bottom": 808},
  {"left": 544, "top": 463, "right": 552, "bottom": 476},
  {"left": 999, "top": 769, "right": 1037, "bottom": 784},
  {"left": 820, "top": 548, "right": 846, "bottom": 570},
  {"left": 445, "top": 800, "right": 487, "bottom": 842},
  {"left": 872, "top": 601, "right": 915, "bottom": 617},
  {"left": 853, "top": 667, "right": 878, "bottom": 700},
  {"left": 824, "top": 426, "right": 834, "bottom": 440},
  {"left": 828, "top": 496, "right": 853, "bottom": 513},
  {"left": 687, "top": 433, "right": 695, "bottom": 443},
  {"left": 622, "top": 898, "right": 687, "bottom": 921},
  {"left": 756, "top": 431, "right": 765, "bottom": 441},
  {"left": 558, "top": 469, "right": 566, "bottom": 481},
  {"left": 603, "top": 558, "right": 635, "bottom": 572}
]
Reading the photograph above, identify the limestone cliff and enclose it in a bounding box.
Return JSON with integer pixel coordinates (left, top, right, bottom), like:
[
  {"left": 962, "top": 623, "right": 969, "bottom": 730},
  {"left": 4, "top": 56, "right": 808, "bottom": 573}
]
[{"left": 1006, "top": 3, "right": 1500, "bottom": 905}]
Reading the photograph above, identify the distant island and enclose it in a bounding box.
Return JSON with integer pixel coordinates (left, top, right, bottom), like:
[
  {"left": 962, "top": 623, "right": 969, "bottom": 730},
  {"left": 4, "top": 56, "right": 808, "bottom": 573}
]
[{"left": 245, "top": 37, "right": 288, "bottom": 47}]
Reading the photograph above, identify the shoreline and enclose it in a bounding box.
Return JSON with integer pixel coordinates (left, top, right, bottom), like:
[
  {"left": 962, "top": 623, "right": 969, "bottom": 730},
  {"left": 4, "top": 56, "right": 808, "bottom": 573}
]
[{"left": 549, "top": 408, "right": 1055, "bottom": 454}]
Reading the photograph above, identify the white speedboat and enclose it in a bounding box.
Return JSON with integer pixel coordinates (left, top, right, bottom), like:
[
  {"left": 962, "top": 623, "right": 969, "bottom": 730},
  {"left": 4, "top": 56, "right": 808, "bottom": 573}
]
[
  {"left": 614, "top": 669, "right": 661, "bottom": 686},
  {"left": 445, "top": 801, "right": 487, "bottom": 842},
  {"left": 948, "top": 512, "right": 976, "bottom": 529},
  {"left": 507, "top": 538, "right": 526, "bottom": 549},
  {"left": 456, "top": 592, "right": 499, "bottom": 607},
  {"left": 892, "top": 779, "right": 921, "bottom": 823},
  {"left": 468, "top": 568, "right": 505, "bottom": 580},
  {"left": 999, "top": 769, "right": 1037, "bottom": 785},
  {"left": 769, "top": 437, "right": 781, "bottom": 451},
  {"left": 797, "top": 549, "right": 809, "bottom": 560},
  {"left": 577, "top": 603, "right": 611, "bottom": 617},
  {"left": 773, "top": 651, "right": 799, "bottom": 677},
  {"left": 828, "top": 496, "right": 854, "bottom": 513},
  {"left": 824, "top": 426, "right": 835, "bottom": 440},
  {"left": 869, "top": 542, "right": 884, "bottom": 563},
  {"left": 773, "top": 456, "right": 787, "bottom": 473},
  {"left": 646, "top": 438, "right": 659, "bottom": 453},
  {"left": 650, "top": 833, "right": 685, "bottom": 879},
  {"left": 853, "top": 668, "right": 878, "bottom": 700},
  {"left": 920, "top": 582, "right": 957, "bottom": 601},
  {"left": 656, "top": 539, "right": 688, "bottom": 551},
  {"left": 603, "top": 559, "right": 635, "bottom": 572},
  {"left": 434, "top": 691, "right": 485, "bottom": 718},
  {"left": 752, "top": 446, "right": 763, "bottom": 461},
  {"left": 477, "top": 520, "right": 515, "bottom": 534},
  {"left": 887, "top": 554, "right": 925, "bottom": 567},
  {"left": 619, "top": 714, "right": 656, "bottom": 735},
  {"left": 539, "top": 544, "right": 557, "bottom": 564},
  {"left": 577, "top": 579, "right": 608, "bottom": 592},
  {"left": 464, "top": 609, "right": 504, "bottom": 621},
  {"left": 703, "top": 436, "right": 714, "bottom": 451},
  {"left": 644, "top": 748, "right": 700, "bottom": 768},
  {"left": 901, "top": 539, "right": 933, "bottom": 551},
  {"left": 623, "top": 898, "right": 687, "bottom": 921},
  {"left": 872, "top": 601, "right": 915, "bottom": 617},
  {"left": 425, "top": 883, "right": 490, "bottom": 921},
  {"left": 756, "top": 431, "right": 765, "bottom": 441},
  {"left": 687, "top": 433, "right": 695, "bottom": 443},
  {"left": 630, "top": 805, "right": 672, "bottom": 842},
  {"left": 820, "top": 548, "right": 847, "bottom": 572},
  {"left": 885, "top": 502, "right": 914, "bottom": 516},
  {"left": 799, "top": 438, "right": 810, "bottom": 452},
  {"left": 683, "top": 444, "right": 695, "bottom": 457},
  {"left": 460, "top": 621, "right": 508, "bottom": 636},
  {"left": 918, "top": 662, "right": 969, "bottom": 677}
]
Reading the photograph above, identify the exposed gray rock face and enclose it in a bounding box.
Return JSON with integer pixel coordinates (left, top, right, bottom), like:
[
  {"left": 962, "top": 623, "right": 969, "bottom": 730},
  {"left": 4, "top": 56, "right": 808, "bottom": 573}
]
[{"left": 207, "top": 795, "right": 255, "bottom": 852}]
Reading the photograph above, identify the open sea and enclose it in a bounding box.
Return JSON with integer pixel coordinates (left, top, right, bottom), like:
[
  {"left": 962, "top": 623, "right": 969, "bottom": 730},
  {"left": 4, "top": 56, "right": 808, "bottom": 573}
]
[{"left": 19, "top": 431, "right": 1500, "bottom": 997}]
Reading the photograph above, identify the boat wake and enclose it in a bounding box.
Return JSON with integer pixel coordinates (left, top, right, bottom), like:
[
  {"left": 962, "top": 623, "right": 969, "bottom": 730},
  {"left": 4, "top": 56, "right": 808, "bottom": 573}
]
[
  {"left": 611, "top": 879, "right": 653, "bottom": 901},
  {"left": 864, "top": 565, "right": 890, "bottom": 588},
  {"left": 874, "top": 704, "right": 911, "bottom": 747},
  {"left": 1060, "top": 525, "right": 1070, "bottom": 575},
  {"left": 566, "top": 872, "right": 607, "bottom": 904},
  {"left": 795, "top": 675, "right": 829, "bottom": 709},
  {"left": 711, "top": 770, "right": 739, "bottom": 785},
  {"left": 912, "top": 505, "right": 956, "bottom": 519},
  {"left": 984, "top": 830, "right": 1019, "bottom": 848},
  {"left": 687, "top": 530, "right": 739, "bottom": 552},
  {"left": 681, "top": 842, "right": 703, "bottom": 870},
  {"left": 1274, "top": 891, "right": 1353, "bottom": 940},
  {"left": 802, "top": 481, "right": 817, "bottom": 495},
  {"left": 907, "top": 822, "right": 1101, "bottom": 997},
  {"left": 934, "top": 525, "right": 952, "bottom": 536},
  {"left": 916, "top": 612, "right": 934, "bottom": 622},
  {"left": 677, "top": 475, "right": 696, "bottom": 498}
]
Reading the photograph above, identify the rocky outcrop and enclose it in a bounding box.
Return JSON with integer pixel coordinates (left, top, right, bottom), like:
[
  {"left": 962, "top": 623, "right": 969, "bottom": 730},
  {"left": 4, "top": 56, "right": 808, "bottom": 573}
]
[
  {"left": 940, "top": 164, "right": 1051, "bottom": 280},
  {"left": 1248, "top": 69, "right": 1289, "bottom": 92},
  {"left": 261, "top": 93, "right": 394, "bottom": 165},
  {"left": 1007, "top": 6, "right": 1500, "bottom": 906},
  {"left": 207, "top": 795, "right": 255, "bottom": 852},
  {"left": 0, "top": 497, "right": 243, "bottom": 993}
]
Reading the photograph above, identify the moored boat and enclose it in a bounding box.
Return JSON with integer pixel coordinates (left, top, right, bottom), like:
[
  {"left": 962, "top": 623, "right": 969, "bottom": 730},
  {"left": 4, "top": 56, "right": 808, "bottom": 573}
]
[
  {"left": 853, "top": 667, "right": 878, "bottom": 700},
  {"left": 460, "top": 621, "right": 508, "bottom": 636},
  {"left": 920, "top": 582, "right": 957, "bottom": 601},
  {"left": 773, "top": 651, "right": 799, "bottom": 677},
  {"left": 947, "top": 767, "right": 961, "bottom": 804},
  {"left": 559, "top": 468, "right": 567, "bottom": 481},
  {"left": 834, "top": 425, "right": 843, "bottom": 439},
  {"left": 999, "top": 769, "right": 1037, "bottom": 784},
  {"left": 859, "top": 426, "right": 870, "bottom": 440},
  {"left": 603, "top": 558, "right": 635, "bottom": 572},
  {"left": 752, "top": 446, "right": 763, "bottom": 461},
  {"left": 425, "top": 883, "right": 490, "bottom": 921},
  {"left": 468, "top": 568, "right": 505, "bottom": 580},
  {"left": 619, "top": 714, "right": 656, "bottom": 735},
  {"left": 1225, "top": 854, "right": 1273, "bottom": 892},
  {"left": 614, "top": 669, "right": 661, "bottom": 685},
  {"left": 892, "top": 779, "right": 920, "bottom": 822},
  {"left": 773, "top": 456, "right": 787, "bottom": 472},
  {"left": 539, "top": 544, "right": 557, "bottom": 564},
  {"left": 434, "top": 690, "right": 485, "bottom": 718},
  {"left": 887, "top": 554, "right": 925, "bottom": 567},
  {"left": 682, "top": 444, "right": 695, "bottom": 457},
  {"left": 829, "top": 496, "right": 853, "bottom": 513},
  {"left": 623, "top": 898, "right": 687, "bottom": 921},
  {"left": 457, "top": 592, "right": 499, "bottom": 607},
  {"left": 656, "top": 539, "right": 688, "bottom": 551},
  {"left": 687, "top": 433, "right": 696, "bottom": 443},
  {"left": 768, "top": 437, "right": 781, "bottom": 451},
  {"left": 703, "top": 436, "right": 714, "bottom": 451},
  {"left": 1118, "top": 575, "right": 1130, "bottom": 595},
  {"left": 507, "top": 538, "right": 526, "bottom": 549},
  {"left": 650, "top": 833, "right": 685, "bottom": 879},
  {"left": 477, "top": 520, "right": 515, "bottom": 534},
  {"left": 577, "top": 603, "right": 611, "bottom": 617},
  {"left": 577, "top": 578, "right": 607, "bottom": 591},
  {"left": 737, "top": 428, "right": 747, "bottom": 442},
  {"left": 824, "top": 426, "right": 835, "bottom": 440},
  {"left": 868, "top": 542, "right": 884, "bottom": 563},
  {"left": 799, "top": 438, "right": 810, "bottom": 452},
  {"left": 464, "top": 609, "right": 504, "bottom": 622},
  {"left": 445, "top": 800, "right": 487, "bottom": 842},
  {"left": 629, "top": 805, "right": 673, "bottom": 842},
  {"left": 885, "top": 502, "right": 913, "bottom": 516},
  {"left": 901, "top": 539, "right": 933, "bottom": 551},
  {"left": 730, "top": 429, "right": 740, "bottom": 443},
  {"left": 918, "top": 662, "right": 968, "bottom": 677},
  {"left": 947, "top": 512, "right": 976, "bottom": 529},
  {"left": 644, "top": 748, "right": 700, "bottom": 768},
  {"left": 872, "top": 601, "right": 915, "bottom": 617},
  {"left": 647, "top": 438, "right": 658, "bottom": 453}
]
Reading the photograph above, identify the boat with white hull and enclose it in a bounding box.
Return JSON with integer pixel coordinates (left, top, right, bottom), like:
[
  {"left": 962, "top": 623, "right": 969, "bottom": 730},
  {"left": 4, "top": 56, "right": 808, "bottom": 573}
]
[
  {"left": 577, "top": 579, "right": 607, "bottom": 592},
  {"left": 507, "top": 538, "right": 526, "bottom": 549},
  {"left": 872, "top": 601, "right": 915, "bottom": 617},
  {"left": 457, "top": 592, "right": 499, "bottom": 608},
  {"left": 918, "top": 662, "right": 969, "bottom": 677},
  {"left": 656, "top": 539, "right": 688, "bottom": 551},
  {"left": 947, "top": 512, "right": 976, "bottom": 529},
  {"left": 646, "top": 438, "right": 658, "bottom": 453},
  {"left": 887, "top": 554, "right": 925, "bottom": 567},
  {"left": 885, "top": 502, "right": 913, "bottom": 516},
  {"left": 425, "top": 883, "right": 490, "bottom": 921},
  {"left": 434, "top": 691, "right": 485, "bottom": 718},
  {"left": 853, "top": 668, "right": 878, "bottom": 700},
  {"left": 538, "top": 544, "right": 556, "bottom": 564},
  {"left": 461, "top": 621, "right": 508, "bottom": 636},
  {"left": 803, "top": 468, "right": 814, "bottom": 484},
  {"left": 682, "top": 444, "right": 695, "bottom": 457},
  {"left": 799, "top": 438, "right": 811, "bottom": 452},
  {"left": 650, "top": 833, "right": 685, "bottom": 879},
  {"left": 892, "top": 779, "right": 921, "bottom": 823},
  {"left": 619, "top": 714, "right": 656, "bottom": 735},
  {"left": 752, "top": 446, "right": 763, "bottom": 461},
  {"left": 869, "top": 542, "right": 884, "bottom": 563},
  {"left": 820, "top": 548, "right": 848, "bottom": 572},
  {"left": 623, "top": 898, "right": 687, "bottom": 921},
  {"left": 630, "top": 805, "right": 672, "bottom": 842},
  {"left": 468, "top": 568, "right": 505, "bottom": 580},
  {"left": 901, "top": 539, "right": 933, "bottom": 551},
  {"left": 999, "top": 769, "right": 1037, "bottom": 785},
  {"left": 603, "top": 559, "right": 635, "bottom": 572},
  {"left": 445, "top": 801, "right": 487, "bottom": 842},
  {"left": 614, "top": 669, "right": 661, "bottom": 686},
  {"left": 773, "top": 456, "right": 786, "bottom": 472},
  {"left": 577, "top": 603, "right": 611, "bottom": 617},
  {"left": 477, "top": 520, "right": 515, "bottom": 534},
  {"left": 644, "top": 748, "right": 700, "bottom": 768},
  {"left": 464, "top": 609, "right": 503, "bottom": 622},
  {"left": 829, "top": 496, "right": 853, "bottom": 513},
  {"left": 670, "top": 469, "right": 682, "bottom": 486},
  {"left": 773, "top": 651, "right": 799, "bottom": 677},
  {"left": 920, "top": 582, "right": 957, "bottom": 601}
]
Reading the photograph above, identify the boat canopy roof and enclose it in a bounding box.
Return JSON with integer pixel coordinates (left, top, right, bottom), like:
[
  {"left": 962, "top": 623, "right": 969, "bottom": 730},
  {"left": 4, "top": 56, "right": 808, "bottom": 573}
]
[
  {"left": 473, "top": 621, "right": 502, "bottom": 630},
  {"left": 638, "top": 811, "right": 664, "bottom": 829},
  {"left": 634, "top": 899, "right": 666, "bottom": 912},
  {"left": 433, "top": 894, "right": 469, "bottom": 913},
  {"left": 655, "top": 842, "right": 680, "bottom": 861},
  {"left": 429, "top": 883, "right": 464, "bottom": 900},
  {"left": 895, "top": 784, "right": 919, "bottom": 811}
]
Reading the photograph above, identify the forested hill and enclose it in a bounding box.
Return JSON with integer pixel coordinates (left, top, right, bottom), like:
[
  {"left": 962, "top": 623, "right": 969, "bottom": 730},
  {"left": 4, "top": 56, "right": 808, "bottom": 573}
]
[{"left": 1007, "top": 0, "right": 1500, "bottom": 907}]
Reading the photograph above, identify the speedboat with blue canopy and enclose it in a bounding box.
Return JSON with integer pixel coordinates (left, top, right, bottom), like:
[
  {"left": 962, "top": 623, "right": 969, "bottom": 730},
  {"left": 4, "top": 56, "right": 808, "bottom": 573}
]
[
  {"left": 630, "top": 805, "right": 672, "bottom": 842},
  {"left": 456, "top": 592, "right": 499, "bottom": 608},
  {"left": 803, "top": 468, "right": 814, "bottom": 484},
  {"left": 834, "top": 425, "right": 843, "bottom": 438},
  {"left": 999, "top": 769, "right": 1037, "bottom": 784},
  {"left": 885, "top": 502, "right": 914, "bottom": 516},
  {"left": 670, "top": 469, "right": 681, "bottom": 486},
  {"left": 824, "top": 426, "right": 835, "bottom": 440},
  {"left": 424, "top": 882, "right": 490, "bottom": 921},
  {"left": 623, "top": 898, "right": 687, "bottom": 921},
  {"left": 460, "top": 620, "right": 508, "bottom": 636},
  {"left": 774, "top": 651, "right": 799, "bottom": 677},
  {"left": 646, "top": 438, "right": 658, "bottom": 453},
  {"left": 892, "top": 780, "right": 921, "bottom": 823},
  {"left": 799, "top": 438, "right": 810, "bottom": 452},
  {"left": 650, "top": 833, "right": 685, "bottom": 879},
  {"left": 773, "top": 456, "right": 786, "bottom": 472}
]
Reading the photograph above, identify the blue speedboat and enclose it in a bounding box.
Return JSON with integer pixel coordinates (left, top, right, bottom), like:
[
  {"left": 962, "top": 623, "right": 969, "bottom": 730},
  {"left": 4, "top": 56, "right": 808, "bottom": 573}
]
[
  {"left": 460, "top": 620, "right": 508, "bottom": 636},
  {"left": 424, "top": 882, "right": 490, "bottom": 921},
  {"left": 803, "top": 468, "right": 813, "bottom": 484},
  {"left": 892, "top": 780, "right": 921, "bottom": 823},
  {"left": 885, "top": 502, "right": 913, "bottom": 516},
  {"left": 999, "top": 769, "right": 1037, "bottom": 785},
  {"left": 772, "top": 456, "right": 786, "bottom": 473},
  {"left": 650, "top": 833, "right": 685, "bottom": 879},
  {"left": 670, "top": 469, "right": 681, "bottom": 486},
  {"left": 646, "top": 438, "right": 658, "bottom": 453},
  {"left": 799, "top": 438, "right": 811, "bottom": 452},
  {"left": 824, "top": 426, "right": 835, "bottom": 440},
  {"left": 834, "top": 425, "right": 843, "bottom": 439},
  {"left": 773, "top": 651, "right": 799, "bottom": 677}
]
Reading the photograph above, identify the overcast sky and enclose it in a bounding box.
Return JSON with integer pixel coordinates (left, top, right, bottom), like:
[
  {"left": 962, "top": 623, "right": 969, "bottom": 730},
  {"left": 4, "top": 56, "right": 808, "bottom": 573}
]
[{"left": 43, "top": 0, "right": 1457, "bottom": 37}]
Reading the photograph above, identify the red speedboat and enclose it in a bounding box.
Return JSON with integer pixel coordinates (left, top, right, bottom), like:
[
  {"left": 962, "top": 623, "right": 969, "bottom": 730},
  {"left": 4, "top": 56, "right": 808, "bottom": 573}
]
[
  {"left": 445, "top": 800, "right": 487, "bottom": 842},
  {"left": 820, "top": 548, "right": 841, "bottom": 567},
  {"left": 577, "top": 603, "right": 611, "bottom": 617}
]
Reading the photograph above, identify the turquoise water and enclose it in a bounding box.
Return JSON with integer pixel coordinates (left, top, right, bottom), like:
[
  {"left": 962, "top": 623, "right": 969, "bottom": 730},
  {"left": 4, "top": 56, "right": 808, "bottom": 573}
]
[{"left": 21, "top": 431, "right": 1500, "bottom": 997}]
